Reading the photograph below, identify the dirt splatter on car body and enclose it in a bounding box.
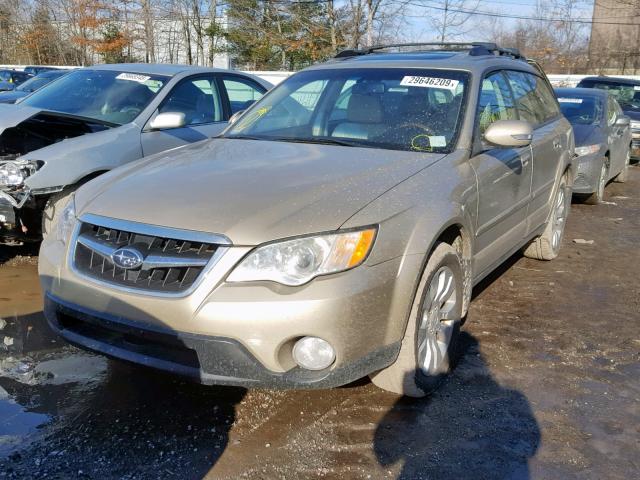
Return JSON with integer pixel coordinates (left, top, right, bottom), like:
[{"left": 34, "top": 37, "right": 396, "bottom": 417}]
[{"left": 0, "top": 168, "right": 638, "bottom": 479}]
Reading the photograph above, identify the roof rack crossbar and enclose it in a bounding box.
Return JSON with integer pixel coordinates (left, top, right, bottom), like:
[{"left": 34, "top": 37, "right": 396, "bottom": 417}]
[{"left": 334, "top": 42, "right": 525, "bottom": 60}]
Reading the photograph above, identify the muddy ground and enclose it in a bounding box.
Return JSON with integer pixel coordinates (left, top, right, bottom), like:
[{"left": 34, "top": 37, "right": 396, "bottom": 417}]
[{"left": 0, "top": 168, "right": 638, "bottom": 480}]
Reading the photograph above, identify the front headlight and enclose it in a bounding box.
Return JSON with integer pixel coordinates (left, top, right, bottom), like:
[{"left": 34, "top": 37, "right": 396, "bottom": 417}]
[
  {"left": 55, "top": 196, "right": 76, "bottom": 244},
  {"left": 227, "top": 228, "right": 377, "bottom": 286},
  {"left": 0, "top": 162, "right": 26, "bottom": 187},
  {"left": 574, "top": 144, "right": 601, "bottom": 157}
]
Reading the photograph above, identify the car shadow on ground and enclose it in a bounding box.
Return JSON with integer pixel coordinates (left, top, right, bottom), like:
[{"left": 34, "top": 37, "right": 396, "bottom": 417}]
[
  {"left": 0, "top": 243, "right": 39, "bottom": 265},
  {"left": 0, "top": 280, "right": 248, "bottom": 478},
  {"left": 373, "top": 332, "right": 541, "bottom": 480}
]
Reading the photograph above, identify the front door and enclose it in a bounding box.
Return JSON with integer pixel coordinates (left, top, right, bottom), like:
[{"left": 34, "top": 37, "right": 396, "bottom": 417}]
[
  {"left": 141, "top": 75, "right": 227, "bottom": 156},
  {"left": 471, "top": 71, "right": 533, "bottom": 277},
  {"left": 505, "top": 70, "right": 565, "bottom": 231}
]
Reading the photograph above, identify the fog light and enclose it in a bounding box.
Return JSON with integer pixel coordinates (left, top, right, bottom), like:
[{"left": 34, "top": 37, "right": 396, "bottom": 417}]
[{"left": 292, "top": 336, "right": 335, "bottom": 371}]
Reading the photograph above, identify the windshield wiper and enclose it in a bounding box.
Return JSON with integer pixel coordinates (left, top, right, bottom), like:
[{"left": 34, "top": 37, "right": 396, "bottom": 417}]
[
  {"left": 224, "top": 134, "right": 266, "bottom": 141},
  {"left": 225, "top": 134, "right": 360, "bottom": 147},
  {"left": 284, "top": 137, "right": 360, "bottom": 147}
]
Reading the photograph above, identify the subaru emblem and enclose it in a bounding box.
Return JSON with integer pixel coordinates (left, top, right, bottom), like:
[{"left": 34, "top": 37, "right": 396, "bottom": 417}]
[{"left": 111, "top": 247, "right": 144, "bottom": 270}]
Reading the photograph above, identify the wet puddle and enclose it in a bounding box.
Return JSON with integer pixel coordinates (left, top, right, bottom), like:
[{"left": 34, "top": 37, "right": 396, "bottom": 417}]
[{"left": 0, "top": 386, "right": 50, "bottom": 456}]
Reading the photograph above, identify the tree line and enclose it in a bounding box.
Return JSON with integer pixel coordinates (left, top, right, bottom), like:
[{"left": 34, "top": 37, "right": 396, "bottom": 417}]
[{"left": 0, "top": 0, "right": 598, "bottom": 73}]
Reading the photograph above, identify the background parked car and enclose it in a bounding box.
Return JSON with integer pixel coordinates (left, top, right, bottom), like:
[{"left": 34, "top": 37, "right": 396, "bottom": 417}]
[
  {"left": 576, "top": 76, "right": 640, "bottom": 160},
  {"left": 556, "top": 87, "right": 631, "bottom": 204},
  {"left": 0, "top": 69, "right": 31, "bottom": 91},
  {"left": 0, "top": 63, "right": 271, "bottom": 244},
  {"left": 0, "top": 69, "right": 69, "bottom": 104},
  {"left": 23, "top": 66, "right": 59, "bottom": 76}
]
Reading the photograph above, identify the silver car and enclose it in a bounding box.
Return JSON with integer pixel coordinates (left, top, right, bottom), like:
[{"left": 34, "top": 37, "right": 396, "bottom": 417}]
[
  {"left": 39, "top": 43, "right": 575, "bottom": 397},
  {"left": 0, "top": 64, "right": 271, "bottom": 243}
]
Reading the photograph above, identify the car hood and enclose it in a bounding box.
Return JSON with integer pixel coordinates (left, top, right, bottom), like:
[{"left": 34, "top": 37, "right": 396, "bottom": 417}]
[
  {"left": 76, "top": 138, "right": 444, "bottom": 245},
  {"left": 572, "top": 124, "right": 604, "bottom": 147},
  {"left": 0, "top": 91, "right": 27, "bottom": 104},
  {"left": 0, "top": 104, "right": 42, "bottom": 133}
]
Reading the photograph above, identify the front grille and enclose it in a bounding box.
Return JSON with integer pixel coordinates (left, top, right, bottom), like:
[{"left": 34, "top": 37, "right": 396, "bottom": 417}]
[{"left": 73, "top": 221, "right": 221, "bottom": 294}]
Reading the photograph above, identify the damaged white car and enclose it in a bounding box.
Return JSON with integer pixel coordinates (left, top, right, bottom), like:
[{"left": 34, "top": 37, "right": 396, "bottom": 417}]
[{"left": 0, "top": 64, "right": 271, "bottom": 244}]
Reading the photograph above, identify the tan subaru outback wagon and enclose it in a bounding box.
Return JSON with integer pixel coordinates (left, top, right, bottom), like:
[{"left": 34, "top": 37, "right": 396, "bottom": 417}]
[{"left": 39, "top": 43, "right": 574, "bottom": 396}]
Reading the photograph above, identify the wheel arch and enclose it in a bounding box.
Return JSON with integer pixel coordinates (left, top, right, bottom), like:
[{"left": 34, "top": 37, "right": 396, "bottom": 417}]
[{"left": 71, "top": 169, "right": 111, "bottom": 189}]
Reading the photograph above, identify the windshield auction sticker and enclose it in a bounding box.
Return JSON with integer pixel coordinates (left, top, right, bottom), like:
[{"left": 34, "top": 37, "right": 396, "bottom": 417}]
[
  {"left": 116, "top": 73, "right": 151, "bottom": 83},
  {"left": 557, "top": 98, "right": 583, "bottom": 103},
  {"left": 400, "top": 76, "right": 459, "bottom": 91}
]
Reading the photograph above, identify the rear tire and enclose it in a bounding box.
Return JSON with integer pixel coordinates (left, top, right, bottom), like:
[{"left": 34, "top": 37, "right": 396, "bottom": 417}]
[
  {"left": 613, "top": 151, "right": 630, "bottom": 183},
  {"left": 41, "top": 189, "right": 75, "bottom": 238},
  {"left": 523, "top": 172, "right": 571, "bottom": 261},
  {"left": 370, "top": 242, "right": 464, "bottom": 397}
]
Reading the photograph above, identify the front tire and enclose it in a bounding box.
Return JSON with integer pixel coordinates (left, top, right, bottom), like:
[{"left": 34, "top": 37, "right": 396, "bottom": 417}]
[
  {"left": 370, "top": 242, "right": 464, "bottom": 397},
  {"left": 583, "top": 160, "right": 607, "bottom": 205},
  {"left": 523, "top": 172, "right": 571, "bottom": 261}
]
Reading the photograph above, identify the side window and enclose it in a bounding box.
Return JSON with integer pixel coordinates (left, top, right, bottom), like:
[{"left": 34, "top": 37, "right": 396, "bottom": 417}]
[
  {"left": 506, "top": 71, "right": 545, "bottom": 126},
  {"left": 223, "top": 77, "right": 266, "bottom": 115},
  {"left": 477, "top": 71, "right": 516, "bottom": 135},
  {"left": 533, "top": 75, "right": 560, "bottom": 121},
  {"left": 158, "top": 77, "right": 222, "bottom": 126}
]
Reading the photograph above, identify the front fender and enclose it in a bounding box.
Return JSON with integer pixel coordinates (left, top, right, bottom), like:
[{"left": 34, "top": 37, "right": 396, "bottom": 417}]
[
  {"left": 340, "top": 152, "right": 477, "bottom": 345},
  {"left": 23, "top": 124, "right": 142, "bottom": 190}
]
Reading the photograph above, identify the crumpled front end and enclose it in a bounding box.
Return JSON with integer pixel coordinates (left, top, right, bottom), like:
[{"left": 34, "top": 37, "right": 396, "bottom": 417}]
[{"left": 0, "top": 108, "right": 112, "bottom": 242}]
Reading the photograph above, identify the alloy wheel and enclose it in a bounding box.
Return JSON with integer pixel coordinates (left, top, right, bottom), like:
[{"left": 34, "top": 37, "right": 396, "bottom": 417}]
[
  {"left": 551, "top": 184, "right": 568, "bottom": 251},
  {"left": 417, "top": 266, "right": 457, "bottom": 375}
]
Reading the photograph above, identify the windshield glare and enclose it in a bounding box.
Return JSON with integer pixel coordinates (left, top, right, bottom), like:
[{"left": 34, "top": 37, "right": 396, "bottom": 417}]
[
  {"left": 16, "top": 76, "right": 52, "bottom": 92},
  {"left": 22, "top": 70, "right": 168, "bottom": 125},
  {"left": 582, "top": 81, "right": 640, "bottom": 110},
  {"left": 557, "top": 96, "right": 602, "bottom": 125},
  {"left": 226, "top": 68, "right": 468, "bottom": 152}
]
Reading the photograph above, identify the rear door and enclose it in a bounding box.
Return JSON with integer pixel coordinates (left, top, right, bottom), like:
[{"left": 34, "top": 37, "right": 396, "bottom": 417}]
[
  {"left": 505, "top": 70, "right": 565, "bottom": 232},
  {"left": 470, "top": 70, "right": 533, "bottom": 276},
  {"left": 141, "top": 74, "right": 226, "bottom": 156}
]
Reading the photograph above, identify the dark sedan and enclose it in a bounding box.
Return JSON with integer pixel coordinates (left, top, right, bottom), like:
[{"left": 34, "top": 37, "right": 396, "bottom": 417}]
[
  {"left": 0, "top": 70, "right": 31, "bottom": 92},
  {"left": 0, "top": 69, "right": 69, "bottom": 104},
  {"left": 23, "top": 66, "right": 59, "bottom": 76},
  {"left": 576, "top": 76, "right": 640, "bottom": 159},
  {"left": 556, "top": 87, "right": 631, "bottom": 204}
]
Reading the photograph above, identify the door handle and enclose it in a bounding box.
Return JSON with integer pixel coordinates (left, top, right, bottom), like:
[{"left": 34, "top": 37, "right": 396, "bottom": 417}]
[{"left": 553, "top": 139, "right": 562, "bottom": 150}]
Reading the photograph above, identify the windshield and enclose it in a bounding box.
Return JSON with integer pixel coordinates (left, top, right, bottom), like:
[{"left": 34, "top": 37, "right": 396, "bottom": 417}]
[
  {"left": 580, "top": 80, "right": 640, "bottom": 111},
  {"left": 225, "top": 68, "right": 469, "bottom": 153},
  {"left": 21, "top": 69, "right": 168, "bottom": 125},
  {"left": 557, "top": 95, "right": 602, "bottom": 125}
]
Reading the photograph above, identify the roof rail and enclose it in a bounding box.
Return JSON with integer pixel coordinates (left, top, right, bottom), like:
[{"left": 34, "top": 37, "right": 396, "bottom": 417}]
[{"left": 334, "top": 42, "right": 525, "bottom": 60}]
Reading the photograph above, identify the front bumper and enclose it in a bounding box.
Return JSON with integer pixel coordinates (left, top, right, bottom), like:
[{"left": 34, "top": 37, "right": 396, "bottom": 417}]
[
  {"left": 39, "top": 231, "right": 421, "bottom": 388},
  {"left": 572, "top": 153, "right": 604, "bottom": 194},
  {"left": 45, "top": 294, "right": 400, "bottom": 388}
]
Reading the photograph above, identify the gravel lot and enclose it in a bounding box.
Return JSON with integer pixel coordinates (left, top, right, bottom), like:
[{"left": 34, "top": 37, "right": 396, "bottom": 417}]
[{"left": 0, "top": 166, "right": 638, "bottom": 479}]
